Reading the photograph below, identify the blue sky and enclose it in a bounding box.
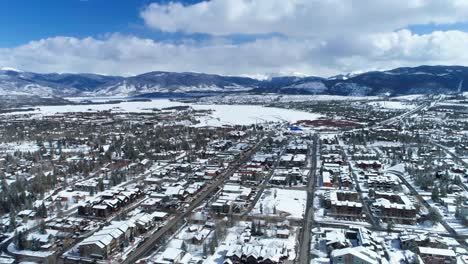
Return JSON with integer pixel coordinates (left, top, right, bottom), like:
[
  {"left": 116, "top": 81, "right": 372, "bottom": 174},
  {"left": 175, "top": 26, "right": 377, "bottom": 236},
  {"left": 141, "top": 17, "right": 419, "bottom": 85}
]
[
  {"left": 0, "top": 0, "right": 207, "bottom": 47},
  {"left": 1, "top": 0, "right": 152, "bottom": 47},
  {"left": 2, "top": 0, "right": 468, "bottom": 77}
]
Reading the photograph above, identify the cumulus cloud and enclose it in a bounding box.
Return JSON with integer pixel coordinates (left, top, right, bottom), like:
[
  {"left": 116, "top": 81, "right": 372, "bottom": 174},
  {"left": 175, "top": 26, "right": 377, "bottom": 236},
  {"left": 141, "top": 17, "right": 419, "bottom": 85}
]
[
  {"left": 140, "top": 0, "right": 468, "bottom": 37},
  {"left": 2, "top": 30, "right": 468, "bottom": 77},
  {"left": 3, "top": 1, "right": 468, "bottom": 76}
]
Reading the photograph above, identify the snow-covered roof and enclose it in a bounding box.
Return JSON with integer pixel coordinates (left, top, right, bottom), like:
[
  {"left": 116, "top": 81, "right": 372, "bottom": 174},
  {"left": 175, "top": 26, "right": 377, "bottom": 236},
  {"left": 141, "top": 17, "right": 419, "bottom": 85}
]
[{"left": 418, "top": 247, "right": 456, "bottom": 257}]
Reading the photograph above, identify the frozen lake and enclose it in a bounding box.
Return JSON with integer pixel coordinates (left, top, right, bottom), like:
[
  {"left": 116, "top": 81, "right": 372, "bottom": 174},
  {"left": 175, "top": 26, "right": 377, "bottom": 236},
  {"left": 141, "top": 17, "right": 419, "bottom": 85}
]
[{"left": 3, "top": 98, "right": 322, "bottom": 126}]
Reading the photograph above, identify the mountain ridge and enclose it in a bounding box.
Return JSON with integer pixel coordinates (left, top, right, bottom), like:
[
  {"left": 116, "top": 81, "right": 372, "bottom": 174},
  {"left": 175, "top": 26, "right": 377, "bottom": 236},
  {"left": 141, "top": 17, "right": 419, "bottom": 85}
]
[{"left": 1, "top": 65, "right": 468, "bottom": 97}]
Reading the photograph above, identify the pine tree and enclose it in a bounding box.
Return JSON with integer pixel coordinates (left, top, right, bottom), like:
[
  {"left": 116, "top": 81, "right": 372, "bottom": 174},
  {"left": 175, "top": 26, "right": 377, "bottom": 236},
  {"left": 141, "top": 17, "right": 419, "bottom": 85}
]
[
  {"left": 98, "top": 178, "right": 105, "bottom": 192},
  {"left": 9, "top": 211, "right": 16, "bottom": 232},
  {"left": 431, "top": 187, "right": 440, "bottom": 202},
  {"left": 38, "top": 203, "right": 47, "bottom": 218},
  {"left": 428, "top": 207, "right": 442, "bottom": 225},
  {"left": 39, "top": 220, "right": 46, "bottom": 234},
  {"left": 387, "top": 221, "right": 394, "bottom": 233},
  {"left": 251, "top": 221, "right": 257, "bottom": 236},
  {"left": 15, "top": 231, "right": 26, "bottom": 250},
  {"left": 202, "top": 242, "right": 208, "bottom": 256}
]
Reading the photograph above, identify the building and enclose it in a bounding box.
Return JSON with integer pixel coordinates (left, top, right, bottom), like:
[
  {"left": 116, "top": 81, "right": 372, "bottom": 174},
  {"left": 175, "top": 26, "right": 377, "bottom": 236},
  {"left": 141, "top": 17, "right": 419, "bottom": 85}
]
[
  {"left": 372, "top": 192, "right": 417, "bottom": 224},
  {"left": 331, "top": 246, "right": 380, "bottom": 264},
  {"left": 325, "top": 190, "right": 363, "bottom": 218},
  {"left": 417, "top": 247, "right": 456, "bottom": 264}
]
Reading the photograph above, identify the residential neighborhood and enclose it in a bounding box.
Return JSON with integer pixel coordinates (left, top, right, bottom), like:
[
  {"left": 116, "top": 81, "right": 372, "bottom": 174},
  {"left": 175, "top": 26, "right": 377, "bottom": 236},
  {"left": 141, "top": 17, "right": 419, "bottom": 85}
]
[{"left": 0, "top": 95, "right": 467, "bottom": 264}]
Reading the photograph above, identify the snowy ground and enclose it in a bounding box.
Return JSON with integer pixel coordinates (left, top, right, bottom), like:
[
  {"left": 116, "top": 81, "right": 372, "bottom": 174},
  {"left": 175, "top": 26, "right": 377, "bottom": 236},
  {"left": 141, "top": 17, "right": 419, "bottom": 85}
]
[
  {"left": 252, "top": 188, "right": 306, "bottom": 219},
  {"left": 0, "top": 141, "right": 39, "bottom": 153},
  {"left": 366, "top": 101, "right": 416, "bottom": 110},
  {"left": 1, "top": 99, "right": 322, "bottom": 126},
  {"left": 197, "top": 94, "right": 384, "bottom": 105}
]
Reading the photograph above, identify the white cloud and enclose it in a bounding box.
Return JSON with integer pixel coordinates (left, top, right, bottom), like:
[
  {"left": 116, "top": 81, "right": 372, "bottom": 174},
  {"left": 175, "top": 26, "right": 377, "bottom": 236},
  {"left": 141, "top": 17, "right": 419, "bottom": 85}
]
[
  {"left": 140, "top": 0, "right": 468, "bottom": 37},
  {"left": 2, "top": 30, "right": 468, "bottom": 77},
  {"left": 3, "top": 0, "right": 468, "bottom": 77}
]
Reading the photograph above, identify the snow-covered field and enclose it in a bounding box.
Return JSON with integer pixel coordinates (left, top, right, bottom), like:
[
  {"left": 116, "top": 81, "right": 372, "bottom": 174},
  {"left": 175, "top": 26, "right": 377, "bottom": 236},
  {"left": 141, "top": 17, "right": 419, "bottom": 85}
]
[
  {"left": 367, "top": 100, "right": 416, "bottom": 110},
  {"left": 252, "top": 188, "right": 306, "bottom": 219},
  {"left": 1, "top": 99, "right": 322, "bottom": 126}
]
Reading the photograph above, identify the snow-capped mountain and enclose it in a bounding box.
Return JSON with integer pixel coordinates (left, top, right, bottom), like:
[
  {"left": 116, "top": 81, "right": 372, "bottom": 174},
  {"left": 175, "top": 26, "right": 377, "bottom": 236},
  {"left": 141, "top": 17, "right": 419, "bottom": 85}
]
[
  {"left": 1, "top": 65, "right": 468, "bottom": 97},
  {"left": 87, "top": 71, "right": 260, "bottom": 97},
  {"left": 0, "top": 68, "right": 123, "bottom": 96},
  {"left": 257, "top": 65, "right": 468, "bottom": 96}
]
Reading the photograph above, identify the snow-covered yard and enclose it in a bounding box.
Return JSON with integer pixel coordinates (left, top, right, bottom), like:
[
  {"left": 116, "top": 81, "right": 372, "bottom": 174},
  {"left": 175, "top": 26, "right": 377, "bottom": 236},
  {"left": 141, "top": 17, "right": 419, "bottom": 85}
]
[{"left": 252, "top": 188, "right": 306, "bottom": 219}]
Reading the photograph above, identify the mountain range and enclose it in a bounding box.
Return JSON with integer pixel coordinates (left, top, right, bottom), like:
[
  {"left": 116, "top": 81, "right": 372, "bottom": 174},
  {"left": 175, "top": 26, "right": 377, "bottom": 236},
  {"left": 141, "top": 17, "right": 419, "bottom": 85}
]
[{"left": 1, "top": 65, "right": 467, "bottom": 97}]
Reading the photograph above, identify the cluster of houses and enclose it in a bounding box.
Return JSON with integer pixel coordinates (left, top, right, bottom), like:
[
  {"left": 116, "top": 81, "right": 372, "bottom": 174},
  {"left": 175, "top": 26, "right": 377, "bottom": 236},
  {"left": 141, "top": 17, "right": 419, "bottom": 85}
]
[
  {"left": 223, "top": 222, "right": 295, "bottom": 264},
  {"left": 77, "top": 187, "right": 144, "bottom": 218},
  {"left": 312, "top": 226, "right": 463, "bottom": 264},
  {"left": 313, "top": 226, "right": 383, "bottom": 264},
  {"left": 211, "top": 184, "right": 253, "bottom": 214},
  {"left": 76, "top": 211, "right": 168, "bottom": 260},
  {"left": 348, "top": 145, "right": 420, "bottom": 225},
  {"left": 320, "top": 142, "right": 351, "bottom": 189}
]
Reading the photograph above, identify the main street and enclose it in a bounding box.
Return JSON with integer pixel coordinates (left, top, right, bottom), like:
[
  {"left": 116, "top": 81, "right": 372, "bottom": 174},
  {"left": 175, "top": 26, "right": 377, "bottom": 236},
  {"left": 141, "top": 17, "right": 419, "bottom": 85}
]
[
  {"left": 121, "top": 137, "right": 268, "bottom": 264},
  {"left": 294, "top": 100, "right": 436, "bottom": 264},
  {"left": 297, "top": 134, "right": 318, "bottom": 264}
]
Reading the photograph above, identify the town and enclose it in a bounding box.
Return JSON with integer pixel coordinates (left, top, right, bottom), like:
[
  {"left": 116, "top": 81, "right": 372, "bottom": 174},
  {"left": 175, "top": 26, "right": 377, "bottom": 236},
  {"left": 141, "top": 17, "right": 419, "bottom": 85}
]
[{"left": 0, "top": 94, "right": 467, "bottom": 264}]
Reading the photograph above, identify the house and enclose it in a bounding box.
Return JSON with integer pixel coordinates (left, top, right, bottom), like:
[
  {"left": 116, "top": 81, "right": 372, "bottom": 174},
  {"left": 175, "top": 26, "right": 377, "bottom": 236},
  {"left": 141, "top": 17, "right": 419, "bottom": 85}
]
[
  {"left": 224, "top": 244, "right": 290, "bottom": 264},
  {"left": 322, "top": 171, "right": 333, "bottom": 187},
  {"left": 190, "top": 212, "right": 208, "bottom": 224},
  {"left": 331, "top": 246, "right": 380, "bottom": 264},
  {"left": 78, "top": 220, "right": 135, "bottom": 260},
  {"left": 92, "top": 204, "right": 112, "bottom": 218},
  {"left": 151, "top": 211, "right": 168, "bottom": 221},
  {"left": 457, "top": 200, "right": 468, "bottom": 224},
  {"left": 276, "top": 229, "right": 289, "bottom": 239},
  {"left": 75, "top": 179, "right": 100, "bottom": 193},
  {"left": 141, "top": 197, "right": 164, "bottom": 212},
  {"left": 399, "top": 232, "right": 448, "bottom": 251},
  {"left": 356, "top": 160, "right": 382, "bottom": 171},
  {"left": 154, "top": 248, "right": 185, "bottom": 264},
  {"left": 418, "top": 247, "right": 456, "bottom": 264},
  {"left": 79, "top": 234, "right": 114, "bottom": 259},
  {"left": 17, "top": 210, "right": 36, "bottom": 220},
  {"left": 367, "top": 175, "right": 399, "bottom": 190},
  {"left": 25, "top": 229, "right": 59, "bottom": 251}
]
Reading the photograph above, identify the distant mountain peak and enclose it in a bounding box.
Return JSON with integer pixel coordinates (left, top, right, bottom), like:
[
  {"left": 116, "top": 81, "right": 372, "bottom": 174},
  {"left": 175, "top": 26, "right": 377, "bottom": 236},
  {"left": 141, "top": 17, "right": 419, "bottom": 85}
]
[
  {"left": 1, "top": 66, "right": 23, "bottom": 72},
  {"left": 0, "top": 65, "right": 467, "bottom": 97}
]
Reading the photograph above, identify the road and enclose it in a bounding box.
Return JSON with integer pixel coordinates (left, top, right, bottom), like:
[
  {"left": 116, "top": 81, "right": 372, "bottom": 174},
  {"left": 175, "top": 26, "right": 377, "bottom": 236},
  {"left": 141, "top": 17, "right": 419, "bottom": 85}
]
[
  {"left": 340, "top": 145, "right": 381, "bottom": 229},
  {"left": 241, "top": 142, "right": 287, "bottom": 217},
  {"left": 121, "top": 138, "right": 267, "bottom": 264},
  {"left": 375, "top": 101, "right": 431, "bottom": 127},
  {"left": 297, "top": 134, "right": 318, "bottom": 264},
  {"left": 293, "top": 98, "right": 439, "bottom": 264}
]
